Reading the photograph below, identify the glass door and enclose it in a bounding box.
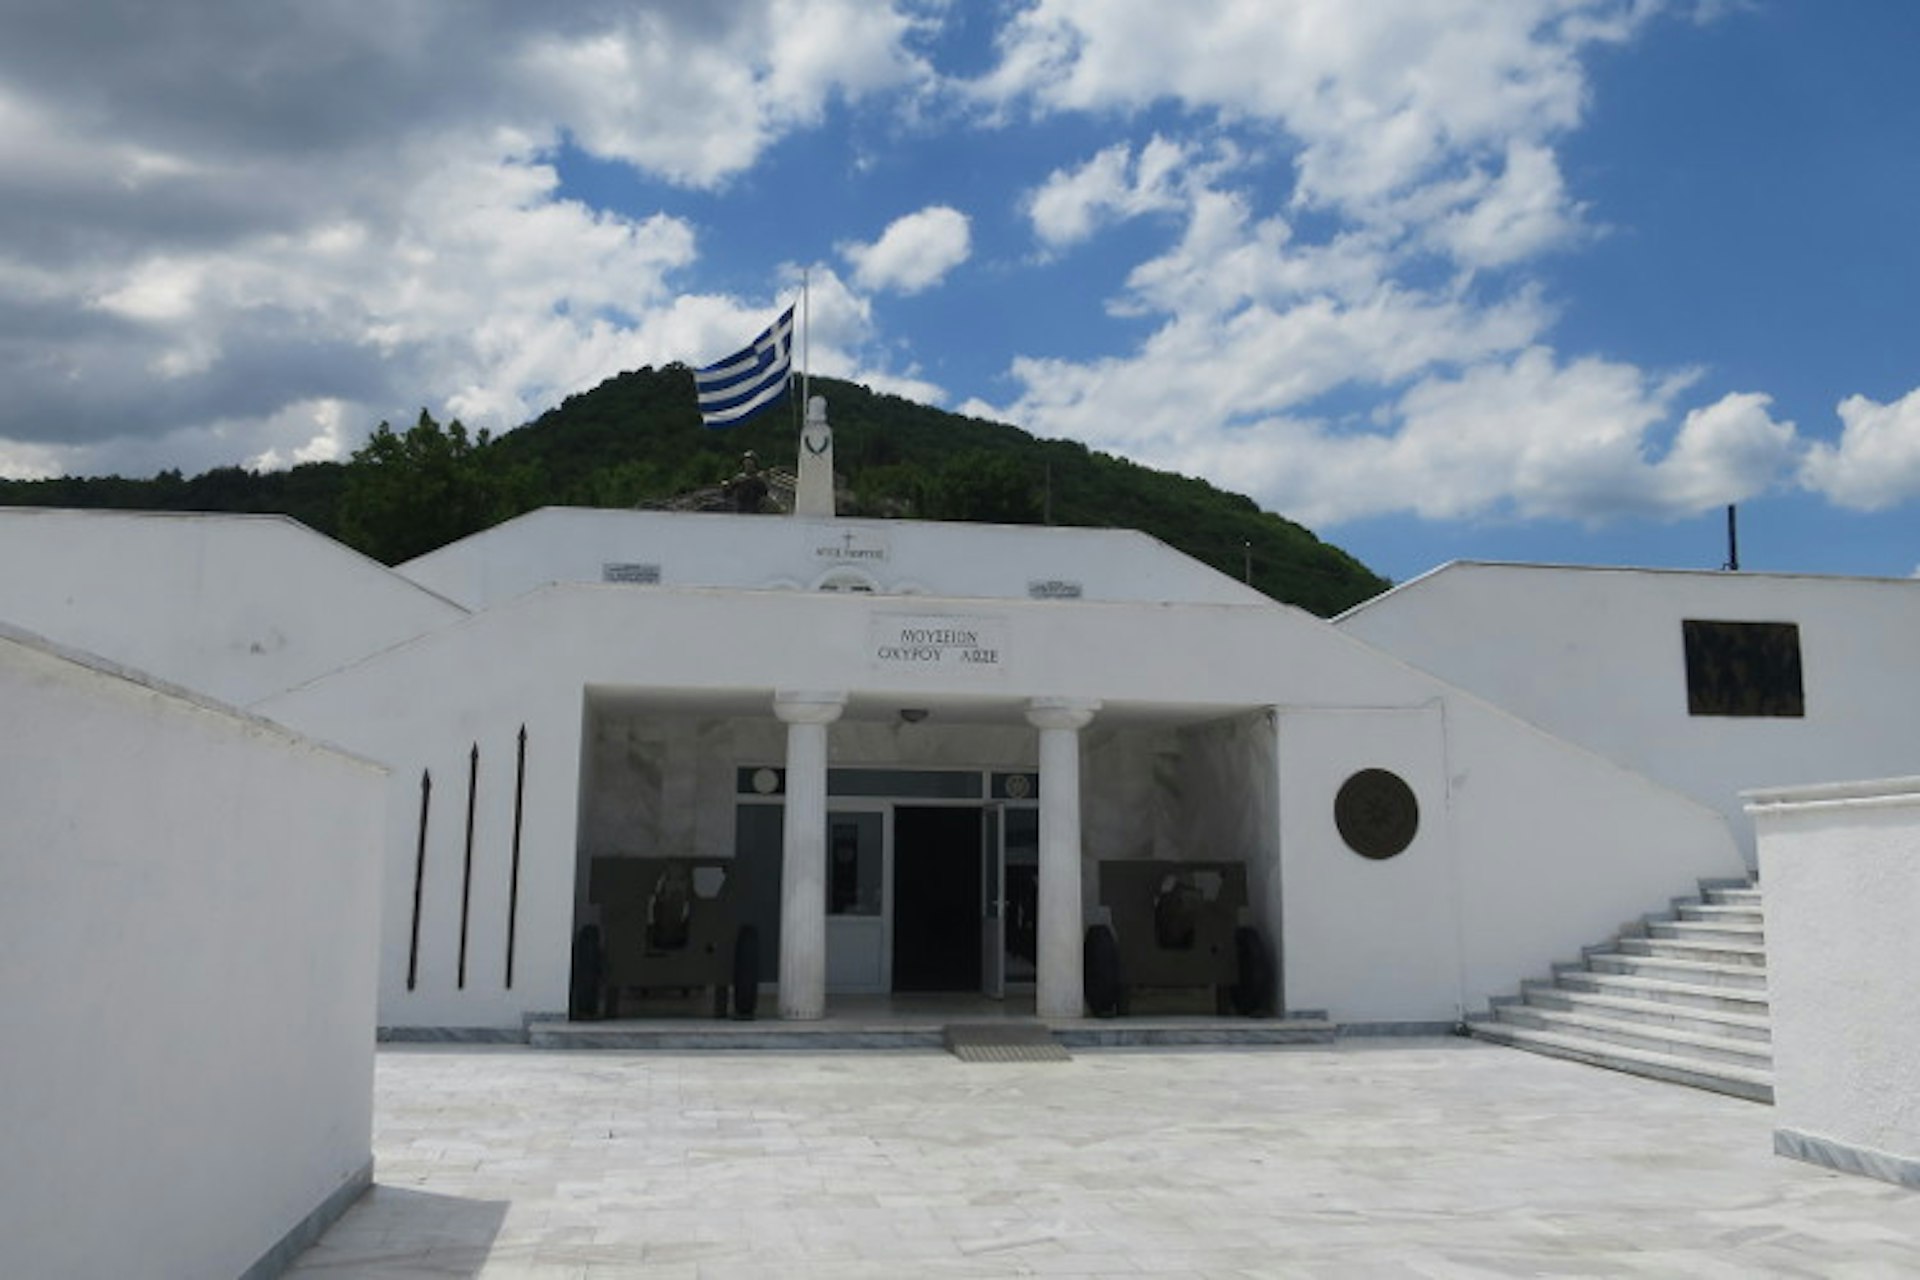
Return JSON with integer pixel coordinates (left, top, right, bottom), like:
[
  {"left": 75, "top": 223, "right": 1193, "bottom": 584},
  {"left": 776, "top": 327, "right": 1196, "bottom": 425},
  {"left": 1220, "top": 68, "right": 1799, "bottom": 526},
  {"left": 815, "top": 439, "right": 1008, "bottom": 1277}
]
[
  {"left": 824, "top": 806, "right": 889, "bottom": 993},
  {"left": 981, "top": 804, "right": 1005, "bottom": 998},
  {"left": 1002, "top": 806, "right": 1039, "bottom": 990}
]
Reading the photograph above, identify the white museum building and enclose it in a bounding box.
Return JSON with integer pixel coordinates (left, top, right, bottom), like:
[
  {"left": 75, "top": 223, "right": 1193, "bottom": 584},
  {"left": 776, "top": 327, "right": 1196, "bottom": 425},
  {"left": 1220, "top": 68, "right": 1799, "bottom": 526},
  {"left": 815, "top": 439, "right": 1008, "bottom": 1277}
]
[
  {"left": 12, "top": 485, "right": 1830, "bottom": 1037},
  {"left": 13, "top": 413, "right": 1920, "bottom": 1271}
]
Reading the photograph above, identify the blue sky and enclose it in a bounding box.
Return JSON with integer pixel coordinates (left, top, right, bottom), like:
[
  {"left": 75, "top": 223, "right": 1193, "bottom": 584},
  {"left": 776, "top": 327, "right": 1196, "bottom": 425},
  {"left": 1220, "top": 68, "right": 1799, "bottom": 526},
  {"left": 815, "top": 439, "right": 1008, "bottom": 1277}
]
[{"left": 2, "top": 2, "right": 1917, "bottom": 585}]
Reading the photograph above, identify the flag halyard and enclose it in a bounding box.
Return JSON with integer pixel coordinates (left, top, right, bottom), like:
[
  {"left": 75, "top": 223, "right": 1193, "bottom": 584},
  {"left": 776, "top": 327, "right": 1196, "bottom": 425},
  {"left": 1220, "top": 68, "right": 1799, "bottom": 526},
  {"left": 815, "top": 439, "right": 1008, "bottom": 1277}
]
[{"left": 694, "top": 306, "right": 796, "bottom": 428}]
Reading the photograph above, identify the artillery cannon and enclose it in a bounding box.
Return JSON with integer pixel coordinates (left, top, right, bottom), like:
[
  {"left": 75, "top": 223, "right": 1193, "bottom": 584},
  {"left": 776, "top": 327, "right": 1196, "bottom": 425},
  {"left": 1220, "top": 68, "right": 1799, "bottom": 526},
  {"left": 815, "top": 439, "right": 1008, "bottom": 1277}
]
[
  {"left": 1086, "top": 860, "right": 1272, "bottom": 1017},
  {"left": 582, "top": 857, "right": 757, "bottom": 1018}
]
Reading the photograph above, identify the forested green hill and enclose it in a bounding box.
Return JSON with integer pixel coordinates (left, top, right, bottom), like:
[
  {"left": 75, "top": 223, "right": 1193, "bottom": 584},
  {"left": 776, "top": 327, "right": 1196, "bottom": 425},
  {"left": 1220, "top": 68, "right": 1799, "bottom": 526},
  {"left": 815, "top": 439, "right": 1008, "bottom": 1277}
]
[{"left": 0, "top": 366, "right": 1387, "bottom": 615}]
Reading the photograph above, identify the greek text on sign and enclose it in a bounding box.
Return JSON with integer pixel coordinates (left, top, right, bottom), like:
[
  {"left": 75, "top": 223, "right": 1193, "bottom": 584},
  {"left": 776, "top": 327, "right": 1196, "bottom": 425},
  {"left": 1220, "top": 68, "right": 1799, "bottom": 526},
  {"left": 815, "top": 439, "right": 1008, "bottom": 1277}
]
[
  {"left": 602, "top": 562, "right": 661, "bottom": 584},
  {"left": 872, "top": 613, "right": 1007, "bottom": 674},
  {"left": 815, "top": 529, "right": 890, "bottom": 563}
]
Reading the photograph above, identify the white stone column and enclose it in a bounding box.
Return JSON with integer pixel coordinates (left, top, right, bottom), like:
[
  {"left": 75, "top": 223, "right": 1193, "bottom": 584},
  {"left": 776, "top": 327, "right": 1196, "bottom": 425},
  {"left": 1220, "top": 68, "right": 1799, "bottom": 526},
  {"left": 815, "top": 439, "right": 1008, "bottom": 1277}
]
[
  {"left": 774, "top": 690, "right": 845, "bottom": 1020},
  {"left": 1026, "top": 697, "right": 1100, "bottom": 1019},
  {"left": 795, "top": 395, "right": 836, "bottom": 518}
]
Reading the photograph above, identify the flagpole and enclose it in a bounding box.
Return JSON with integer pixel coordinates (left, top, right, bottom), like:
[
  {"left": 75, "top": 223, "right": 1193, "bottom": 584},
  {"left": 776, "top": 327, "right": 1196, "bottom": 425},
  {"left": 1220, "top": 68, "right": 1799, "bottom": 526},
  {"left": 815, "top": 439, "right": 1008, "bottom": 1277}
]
[{"left": 801, "top": 269, "right": 811, "bottom": 413}]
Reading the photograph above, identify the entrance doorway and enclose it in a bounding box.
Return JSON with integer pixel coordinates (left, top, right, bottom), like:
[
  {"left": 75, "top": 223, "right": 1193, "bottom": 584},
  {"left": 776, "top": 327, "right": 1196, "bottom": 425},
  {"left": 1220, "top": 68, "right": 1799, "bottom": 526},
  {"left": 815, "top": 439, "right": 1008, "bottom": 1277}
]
[
  {"left": 891, "top": 806, "right": 983, "bottom": 992},
  {"left": 732, "top": 770, "right": 1039, "bottom": 1002}
]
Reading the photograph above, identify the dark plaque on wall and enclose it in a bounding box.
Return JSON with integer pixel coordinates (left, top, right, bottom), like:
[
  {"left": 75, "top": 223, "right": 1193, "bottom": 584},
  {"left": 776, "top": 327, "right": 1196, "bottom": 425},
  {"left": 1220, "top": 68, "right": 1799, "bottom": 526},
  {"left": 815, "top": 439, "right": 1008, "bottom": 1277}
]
[
  {"left": 602, "top": 562, "right": 662, "bottom": 584},
  {"left": 1681, "top": 619, "right": 1804, "bottom": 717},
  {"left": 1335, "top": 768, "right": 1419, "bottom": 860}
]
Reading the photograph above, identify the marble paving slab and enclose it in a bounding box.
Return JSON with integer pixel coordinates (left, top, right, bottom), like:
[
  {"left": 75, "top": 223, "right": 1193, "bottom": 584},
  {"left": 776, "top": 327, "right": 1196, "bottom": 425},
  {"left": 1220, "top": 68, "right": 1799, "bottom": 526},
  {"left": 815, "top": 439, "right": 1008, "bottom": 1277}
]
[{"left": 289, "top": 1039, "right": 1920, "bottom": 1278}]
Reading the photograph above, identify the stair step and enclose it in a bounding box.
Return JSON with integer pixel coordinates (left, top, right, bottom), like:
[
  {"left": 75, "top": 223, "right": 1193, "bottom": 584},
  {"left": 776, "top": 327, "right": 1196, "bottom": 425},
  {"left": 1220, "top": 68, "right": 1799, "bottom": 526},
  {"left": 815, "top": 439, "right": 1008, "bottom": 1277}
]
[
  {"left": 1581, "top": 952, "right": 1768, "bottom": 990},
  {"left": 1614, "top": 936, "right": 1767, "bottom": 967},
  {"left": 1646, "top": 919, "right": 1764, "bottom": 945},
  {"left": 1552, "top": 969, "right": 1771, "bottom": 1015},
  {"left": 1468, "top": 1021, "right": 1773, "bottom": 1103},
  {"left": 1476, "top": 877, "right": 1772, "bottom": 1103},
  {"left": 1491, "top": 1005, "right": 1772, "bottom": 1069},
  {"left": 1519, "top": 985, "right": 1771, "bottom": 1042},
  {"left": 1677, "top": 902, "right": 1764, "bottom": 925}
]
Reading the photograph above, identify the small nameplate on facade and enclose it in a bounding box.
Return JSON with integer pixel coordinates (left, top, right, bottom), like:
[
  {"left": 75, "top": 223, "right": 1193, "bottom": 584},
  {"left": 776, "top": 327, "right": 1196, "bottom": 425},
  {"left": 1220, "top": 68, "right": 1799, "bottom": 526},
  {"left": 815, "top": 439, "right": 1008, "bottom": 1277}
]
[
  {"left": 602, "top": 562, "right": 661, "bottom": 584},
  {"left": 872, "top": 613, "right": 1007, "bottom": 675},
  {"left": 815, "top": 529, "right": 890, "bottom": 564},
  {"left": 1027, "top": 579, "right": 1083, "bottom": 600}
]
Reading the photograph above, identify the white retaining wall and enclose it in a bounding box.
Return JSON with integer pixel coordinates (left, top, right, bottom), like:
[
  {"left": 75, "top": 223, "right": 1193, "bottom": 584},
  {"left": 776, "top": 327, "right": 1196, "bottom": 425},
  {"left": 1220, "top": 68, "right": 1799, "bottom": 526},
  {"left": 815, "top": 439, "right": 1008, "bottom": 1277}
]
[
  {"left": 1751, "top": 778, "right": 1920, "bottom": 1190},
  {"left": 1339, "top": 562, "right": 1920, "bottom": 864},
  {"left": 0, "top": 508, "right": 466, "bottom": 707},
  {"left": 0, "top": 626, "right": 386, "bottom": 1279}
]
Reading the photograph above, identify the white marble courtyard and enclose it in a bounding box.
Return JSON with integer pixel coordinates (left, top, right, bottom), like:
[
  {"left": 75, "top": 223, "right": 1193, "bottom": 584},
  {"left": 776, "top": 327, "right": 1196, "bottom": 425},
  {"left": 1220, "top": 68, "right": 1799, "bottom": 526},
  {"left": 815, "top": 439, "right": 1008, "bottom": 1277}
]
[{"left": 289, "top": 1040, "right": 1920, "bottom": 1278}]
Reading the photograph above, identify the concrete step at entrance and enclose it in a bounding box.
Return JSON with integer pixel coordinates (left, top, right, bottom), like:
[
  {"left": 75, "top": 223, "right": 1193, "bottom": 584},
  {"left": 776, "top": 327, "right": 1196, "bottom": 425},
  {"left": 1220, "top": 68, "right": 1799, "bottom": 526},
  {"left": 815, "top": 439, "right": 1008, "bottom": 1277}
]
[
  {"left": 1519, "top": 984, "right": 1771, "bottom": 1043},
  {"left": 1469, "top": 1020, "right": 1773, "bottom": 1103},
  {"left": 944, "top": 1023, "right": 1070, "bottom": 1062},
  {"left": 1494, "top": 1004, "right": 1772, "bottom": 1070},
  {"left": 1582, "top": 952, "right": 1768, "bottom": 990},
  {"left": 1614, "top": 935, "right": 1767, "bottom": 967},
  {"left": 1472, "top": 877, "right": 1771, "bottom": 1102},
  {"left": 529, "top": 1015, "right": 1337, "bottom": 1052}
]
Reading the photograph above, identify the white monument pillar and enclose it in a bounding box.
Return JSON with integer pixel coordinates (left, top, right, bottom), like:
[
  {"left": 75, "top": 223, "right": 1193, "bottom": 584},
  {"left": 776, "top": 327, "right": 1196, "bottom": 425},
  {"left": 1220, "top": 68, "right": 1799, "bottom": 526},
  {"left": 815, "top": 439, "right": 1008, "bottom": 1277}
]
[
  {"left": 1026, "top": 697, "right": 1100, "bottom": 1019},
  {"left": 774, "top": 690, "right": 845, "bottom": 1019},
  {"left": 795, "top": 395, "right": 836, "bottom": 518}
]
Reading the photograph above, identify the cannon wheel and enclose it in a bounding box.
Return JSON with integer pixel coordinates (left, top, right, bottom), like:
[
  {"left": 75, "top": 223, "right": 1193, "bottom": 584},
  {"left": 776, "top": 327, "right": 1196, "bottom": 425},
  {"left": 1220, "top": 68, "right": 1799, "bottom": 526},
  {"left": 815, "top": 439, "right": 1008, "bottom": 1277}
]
[
  {"left": 1084, "top": 924, "right": 1123, "bottom": 1017},
  {"left": 731, "top": 924, "right": 760, "bottom": 1020},
  {"left": 1229, "top": 926, "right": 1274, "bottom": 1016}
]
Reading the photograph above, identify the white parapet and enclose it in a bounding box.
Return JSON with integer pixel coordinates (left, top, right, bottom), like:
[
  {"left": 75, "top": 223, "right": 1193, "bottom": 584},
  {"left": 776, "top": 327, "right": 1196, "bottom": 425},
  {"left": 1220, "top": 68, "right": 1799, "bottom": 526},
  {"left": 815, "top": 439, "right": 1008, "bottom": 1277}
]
[
  {"left": 1748, "top": 776, "right": 1920, "bottom": 1190},
  {"left": 0, "top": 625, "right": 387, "bottom": 1279}
]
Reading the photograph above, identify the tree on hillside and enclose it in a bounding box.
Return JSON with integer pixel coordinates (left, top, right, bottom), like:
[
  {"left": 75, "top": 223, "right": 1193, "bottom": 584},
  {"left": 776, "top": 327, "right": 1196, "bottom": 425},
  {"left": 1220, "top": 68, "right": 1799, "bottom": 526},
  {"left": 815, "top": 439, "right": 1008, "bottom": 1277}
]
[
  {"left": 338, "top": 411, "right": 540, "bottom": 563},
  {"left": 4, "top": 366, "right": 1390, "bottom": 612},
  {"left": 924, "top": 450, "right": 1042, "bottom": 523}
]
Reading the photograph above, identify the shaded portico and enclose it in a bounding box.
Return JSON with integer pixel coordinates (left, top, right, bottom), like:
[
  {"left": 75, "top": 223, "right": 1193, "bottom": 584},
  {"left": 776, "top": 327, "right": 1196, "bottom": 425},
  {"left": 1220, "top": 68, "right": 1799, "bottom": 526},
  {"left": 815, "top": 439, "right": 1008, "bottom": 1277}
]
[{"left": 572, "top": 685, "right": 1282, "bottom": 1023}]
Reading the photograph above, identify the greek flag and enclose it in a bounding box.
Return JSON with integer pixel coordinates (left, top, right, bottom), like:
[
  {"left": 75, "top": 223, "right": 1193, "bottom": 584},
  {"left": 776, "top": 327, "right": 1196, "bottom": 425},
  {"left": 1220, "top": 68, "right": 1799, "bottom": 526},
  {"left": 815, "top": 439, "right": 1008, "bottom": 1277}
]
[{"left": 694, "top": 306, "right": 795, "bottom": 428}]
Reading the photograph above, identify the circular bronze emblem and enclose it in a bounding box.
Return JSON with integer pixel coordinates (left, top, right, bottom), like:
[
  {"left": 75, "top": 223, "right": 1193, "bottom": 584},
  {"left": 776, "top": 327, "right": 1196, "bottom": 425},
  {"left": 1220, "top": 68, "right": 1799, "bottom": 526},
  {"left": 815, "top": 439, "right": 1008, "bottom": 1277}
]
[{"left": 1335, "top": 769, "right": 1419, "bottom": 860}]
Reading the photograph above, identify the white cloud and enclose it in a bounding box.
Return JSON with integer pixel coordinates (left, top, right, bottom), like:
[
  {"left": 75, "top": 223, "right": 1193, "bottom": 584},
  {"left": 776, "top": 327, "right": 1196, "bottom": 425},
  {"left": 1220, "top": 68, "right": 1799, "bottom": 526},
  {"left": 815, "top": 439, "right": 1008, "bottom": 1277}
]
[
  {"left": 0, "top": 1, "right": 933, "bottom": 475},
  {"left": 769, "top": 268, "right": 946, "bottom": 404},
  {"left": 1117, "top": 188, "right": 1408, "bottom": 317},
  {"left": 969, "top": 0, "right": 1643, "bottom": 220},
  {"left": 957, "top": 1, "right": 1816, "bottom": 529},
  {"left": 1427, "top": 142, "right": 1588, "bottom": 269},
  {"left": 1687, "top": 0, "right": 1758, "bottom": 24},
  {"left": 57, "top": 145, "right": 702, "bottom": 469},
  {"left": 661, "top": 265, "right": 945, "bottom": 406},
  {"left": 1191, "top": 355, "right": 1788, "bottom": 530},
  {"left": 1800, "top": 387, "right": 1920, "bottom": 511},
  {"left": 973, "top": 171, "right": 1800, "bottom": 530},
  {"left": 0, "top": 0, "right": 1855, "bottom": 548},
  {"left": 0, "top": 439, "right": 63, "bottom": 481},
  {"left": 972, "top": 169, "right": 1555, "bottom": 484},
  {"left": 1366, "top": 358, "right": 1794, "bottom": 524},
  {"left": 841, "top": 206, "right": 973, "bottom": 294},
  {"left": 522, "top": 0, "right": 929, "bottom": 189},
  {"left": 1027, "top": 136, "right": 1192, "bottom": 249},
  {"left": 245, "top": 399, "right": 357, "bottom": 472},
  {"left": 850, "top": 369, "right": 948, "bottom": 404},
  {"left": 1656, "top": 392, "right": 1799, "bottom": 512}
]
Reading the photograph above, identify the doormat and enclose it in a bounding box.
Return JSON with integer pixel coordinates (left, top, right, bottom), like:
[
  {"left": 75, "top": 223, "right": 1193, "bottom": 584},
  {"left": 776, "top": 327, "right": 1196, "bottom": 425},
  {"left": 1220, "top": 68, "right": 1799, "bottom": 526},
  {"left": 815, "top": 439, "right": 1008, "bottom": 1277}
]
[{"left": 943, "top": 1023, "right": 1071, "bottom": 1063}]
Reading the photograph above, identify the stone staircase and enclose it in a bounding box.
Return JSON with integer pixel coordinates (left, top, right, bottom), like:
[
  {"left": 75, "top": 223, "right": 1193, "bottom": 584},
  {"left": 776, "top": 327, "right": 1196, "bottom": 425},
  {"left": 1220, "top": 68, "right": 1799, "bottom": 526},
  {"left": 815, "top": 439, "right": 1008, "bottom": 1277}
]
[{"left": 1470, "top": 879, "right": 1772, "bottom": 1103}]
